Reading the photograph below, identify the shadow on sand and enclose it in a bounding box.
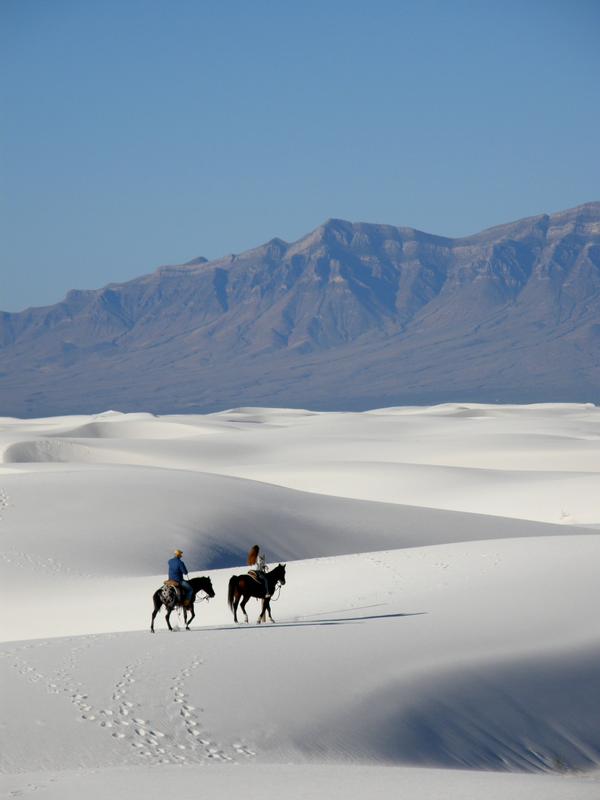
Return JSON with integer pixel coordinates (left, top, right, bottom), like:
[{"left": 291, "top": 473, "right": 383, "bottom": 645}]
[{"left": 165, "top": 610, "right": 427, "bottom": 633}]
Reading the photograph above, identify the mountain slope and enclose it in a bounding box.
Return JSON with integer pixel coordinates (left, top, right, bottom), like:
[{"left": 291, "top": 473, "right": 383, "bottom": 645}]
[{"left": 1, "top": 202, "right": 599, "bottom": 415}]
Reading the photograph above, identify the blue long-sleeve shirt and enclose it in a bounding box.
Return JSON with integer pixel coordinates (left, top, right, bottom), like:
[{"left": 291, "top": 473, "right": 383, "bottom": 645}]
[{"left": 168, "top": 557, "right": 188, "bottom": 582}]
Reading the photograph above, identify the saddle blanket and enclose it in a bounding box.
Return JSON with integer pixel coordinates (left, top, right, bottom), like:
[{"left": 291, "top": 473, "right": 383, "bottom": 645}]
[{"left": 160, "top": 584, "right": 180, "bottom": 604}]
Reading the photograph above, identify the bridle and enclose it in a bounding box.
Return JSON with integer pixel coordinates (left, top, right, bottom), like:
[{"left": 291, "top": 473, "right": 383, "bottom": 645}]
[
  {"left": 268, "top": 569, "right": 285, "bottom": 602},
  {"left": 270, "top": 581, "right": 283, "bottom": 602}
]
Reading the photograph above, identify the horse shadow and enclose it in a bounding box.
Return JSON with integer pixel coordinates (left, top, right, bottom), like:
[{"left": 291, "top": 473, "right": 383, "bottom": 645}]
[{"left": 187, "top": 610, "right": 426, "bottom": 633}]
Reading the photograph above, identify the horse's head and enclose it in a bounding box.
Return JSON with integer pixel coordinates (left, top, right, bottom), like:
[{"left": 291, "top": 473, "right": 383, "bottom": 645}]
[
  {"left": 274, "top": 563, "right": 286, "bottom": 585},
  {"left": 202, "top": 576, "right": 215, "bottom": 598}
]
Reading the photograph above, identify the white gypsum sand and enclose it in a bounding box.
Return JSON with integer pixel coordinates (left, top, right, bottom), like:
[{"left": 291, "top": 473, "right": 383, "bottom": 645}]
[{"left": 0, "top": 403, "right": 599, "bottom": 799}]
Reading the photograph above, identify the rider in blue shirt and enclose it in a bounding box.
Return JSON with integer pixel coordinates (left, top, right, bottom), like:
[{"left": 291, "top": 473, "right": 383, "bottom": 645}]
[{"left": 168, "top": 549, "right": 193, "bottom": 606}]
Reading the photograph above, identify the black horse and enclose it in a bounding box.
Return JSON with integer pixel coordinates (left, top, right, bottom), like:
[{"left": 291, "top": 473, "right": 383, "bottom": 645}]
[
  {"left": 151, "top": 575, "right": 215, "bottom": 632},
  {"left": 228, "top": 563, "right": 286, "bottom": 624}
]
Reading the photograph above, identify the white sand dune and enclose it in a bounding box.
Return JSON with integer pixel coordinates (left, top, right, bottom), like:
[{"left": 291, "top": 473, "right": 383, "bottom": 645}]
[
  {"left": 2, "top": 541, "right": 600, "bottom": 773},
  {"left": 4, "top": 764, "right": 598, "bottom": 800},
  {"left": 0, "top": 463, "right": 589, "bottom": 583},
  {"left": 1, "top": 403, "right": 599, "bottom": 799},
  {"left": 212, "top": 460, "right": 600, "bottom": 525}
]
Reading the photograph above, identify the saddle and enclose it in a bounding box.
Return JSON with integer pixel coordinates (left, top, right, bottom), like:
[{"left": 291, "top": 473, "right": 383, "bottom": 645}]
[{"left": 248, "top": 571, "right": 270, "bottom": 591}]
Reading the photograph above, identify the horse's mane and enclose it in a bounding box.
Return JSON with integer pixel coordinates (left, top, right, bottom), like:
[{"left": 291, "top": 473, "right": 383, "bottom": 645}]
[{"left": 189, "top": 575, "right": 211, "bottom": 587}]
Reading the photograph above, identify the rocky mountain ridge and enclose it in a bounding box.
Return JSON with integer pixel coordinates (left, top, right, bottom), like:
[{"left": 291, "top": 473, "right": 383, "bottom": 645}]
[{"left": 1, "top": 202, "right": 599, "bottom": 416}]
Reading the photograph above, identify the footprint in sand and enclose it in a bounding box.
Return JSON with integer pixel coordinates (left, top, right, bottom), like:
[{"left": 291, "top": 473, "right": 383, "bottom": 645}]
[
  {"left": 4, "top": 642, "right": 151, "bottom": 764},
  {"left": 234, "top": 743, "right": 256, "bottom": 757},
  {"left": 0, "top": 488, "right": 10, "bottom": 519},
  {"left": 45, "top": 650, "right": 242, "bottom": 767},
  {"left": 165, "top": 657, "right": 244, "bottom": 764}
]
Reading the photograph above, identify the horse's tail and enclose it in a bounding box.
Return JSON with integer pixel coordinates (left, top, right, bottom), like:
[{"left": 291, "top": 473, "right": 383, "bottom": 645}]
[
  {"left": 152, "top": 589, "right": 163, "bottom": 610},
  {"left": 228, "top": 575, "right": 238, "bottom": 611}
]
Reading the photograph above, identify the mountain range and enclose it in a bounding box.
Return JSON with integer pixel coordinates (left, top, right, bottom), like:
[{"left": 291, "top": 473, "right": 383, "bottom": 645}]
[{"left": 2, "top": 202, "right": 599, "bottom": 417}]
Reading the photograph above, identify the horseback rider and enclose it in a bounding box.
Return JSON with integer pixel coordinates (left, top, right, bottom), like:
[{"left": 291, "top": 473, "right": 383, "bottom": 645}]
[
  {"left": 168, "top": 549, "right": 193, "bottom": 607},
  {"left": 247, "top": 544, "right": 270, "bottom": 598}
]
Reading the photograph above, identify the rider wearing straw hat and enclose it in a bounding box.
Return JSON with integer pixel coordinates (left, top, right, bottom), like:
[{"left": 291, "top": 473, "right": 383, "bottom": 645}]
[{"left": 168, "top": 549, "right": 193, "bottom": 607}]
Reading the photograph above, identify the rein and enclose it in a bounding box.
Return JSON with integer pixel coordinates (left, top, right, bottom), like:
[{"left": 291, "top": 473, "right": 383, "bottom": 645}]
[{"left": 269, "top": 581, "right": 282, "bottom": 602}]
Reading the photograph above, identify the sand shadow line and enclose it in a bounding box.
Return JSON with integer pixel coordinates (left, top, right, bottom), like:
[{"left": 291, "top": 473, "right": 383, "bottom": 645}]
[{"left": 184, "top": 610, "right": 426, "bottom": 633}]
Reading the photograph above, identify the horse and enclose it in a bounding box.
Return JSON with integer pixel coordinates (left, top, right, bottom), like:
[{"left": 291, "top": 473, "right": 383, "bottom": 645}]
[
  {"left": 150, "top": 575, "right": 215, "bottom": 633},
  {"left": 228, "top": 563, "right": 286, "bottom": 624}
]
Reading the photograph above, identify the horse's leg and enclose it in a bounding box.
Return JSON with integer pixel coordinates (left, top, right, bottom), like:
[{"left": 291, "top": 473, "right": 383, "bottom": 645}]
[
  {"left": 186, "top": 603, "right": 195, "bottom": 630},
  {"left": 257, "top": 596, "right": 268, "bottom": 624},
  {"left": 165, "top": 607, "right": 174, "bottom": 631},
  {"left": 232, "top": 589, "right": 240, "bottom": 623},
  {"left": 240, "top": 592, "right": 250, "bottom": 624},
  {"left": 151, "top": 595, "right": 162, "bottom": 633},
  {"left": 266, "top": 597, "right": 275, "bottom": 624}
]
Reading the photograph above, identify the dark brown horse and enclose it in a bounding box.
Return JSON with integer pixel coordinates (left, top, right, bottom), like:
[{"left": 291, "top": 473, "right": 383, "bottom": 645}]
[
  {"left": 151, "top": 575, "right": 215, "bottom": 632},
  {"left": 228, "top": 563, "right": 286, "bottom": 624}
]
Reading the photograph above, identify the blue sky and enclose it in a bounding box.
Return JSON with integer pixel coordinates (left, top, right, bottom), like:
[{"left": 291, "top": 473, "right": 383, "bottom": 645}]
[{"left": 2, "top": 0, "right": 599, "bottom": 311}]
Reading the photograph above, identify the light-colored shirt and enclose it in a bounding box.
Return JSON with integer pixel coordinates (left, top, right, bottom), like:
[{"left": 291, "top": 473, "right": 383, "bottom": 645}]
[{"left": 254, "top": 553, "right": 268, "bottom": 573}]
